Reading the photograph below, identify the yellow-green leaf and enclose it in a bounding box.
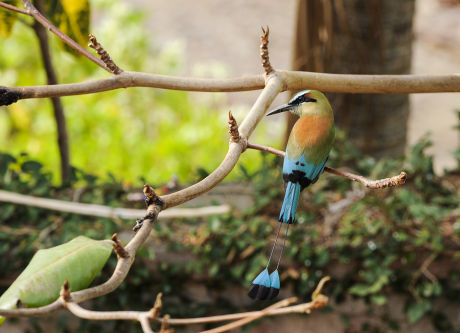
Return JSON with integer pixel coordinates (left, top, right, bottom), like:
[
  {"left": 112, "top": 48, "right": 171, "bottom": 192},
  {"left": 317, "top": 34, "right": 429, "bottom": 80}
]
[
  {"left": 0, "top": 236, "right": 113, "bottom": 325},
  {"left": 44, "top": 0, "right": 90, "bottom": 55}
]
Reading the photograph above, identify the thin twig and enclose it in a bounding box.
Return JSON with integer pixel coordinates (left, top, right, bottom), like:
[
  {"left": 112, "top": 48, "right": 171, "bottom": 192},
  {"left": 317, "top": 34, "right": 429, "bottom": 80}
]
[
  {"left": 0, "top": 1, "right": 28, "bottom": 14},
  {"left": 247, "top": 142, "right": 284, "bottom": 157},
  {"left": 58, "top": 296, "right": 327, "bottom": 326},
  {"left": 0, "top": 189, "right": 231, "bottom": 220},
  {"left": 161, "top": 276, "right": 330, "bottom": 326},
  {"left": 57, "top": 278, "right": 329, "bottom": 332},
  {"left": 246, "top": 142, "right": 407, "bottom": 189},
  {"left": 324, "top": 167, "right": 407, "bottom": 189},
  {"left": 201, "top": 297, "right": 297, "bottom": 333}
]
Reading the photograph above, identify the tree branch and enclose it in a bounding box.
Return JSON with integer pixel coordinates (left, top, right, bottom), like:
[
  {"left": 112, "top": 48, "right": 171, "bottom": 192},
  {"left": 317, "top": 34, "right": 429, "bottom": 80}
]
[
  {"left": 200, "top": 297, "right": 297, "bottom": 333},
  {"left": 324, "top": 166, "right": 407, "bottom": 189},
  {"left": 0, "top": 189, "right": 230, "bottom": 220},
  {"left": 1, "top": 71, "right": 458, "bottom": 106},
  {"left": 0, "top": 72, "right": 280, "bottom": 323},
  {"left": 0, "top": 2, "right": 458, "bottom": 110},
  {"left": 246, "top": 142, "right": 407, "bottom": 189},
  {"left": 159, "top": 75, "right": 283, "bottom": 209},
  {"left": 280, "top": 70, "right": 460, "bottom": 93},
  {"left": 57, "top": 276, "right": 330, "bottom": 333},
  {"left": 0, "top": 5, "right": 423, "bottom": 329},
  {"left": 0, "top": 72, "right": 265, "bottom": 106}
]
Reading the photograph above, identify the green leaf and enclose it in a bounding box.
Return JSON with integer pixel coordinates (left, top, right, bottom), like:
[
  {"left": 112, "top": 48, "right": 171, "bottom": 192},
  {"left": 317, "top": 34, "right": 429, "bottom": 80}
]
[
  {"left": 0, "top": 0, "right": 20, "bottom": 38},
  {"left": 0, "top": 236, "right": 113, "bottom": 324},
  {"left": 349, "top": 275, "right": 389, "bottom": 296},
  {"left": 0, "top": 153, "right": 16, "bottom": 177},
  {"left": 349, "top": 283, "right": 370, "bottom": 296},
  {"left": 371, "top": 294, "right": 387, "bottom": 305},
  {"left": 407, "top": 300, "right": 431, "bottom": 323},
  {"left": 21, "top": 160, "right": 43, "bottom": 174}
]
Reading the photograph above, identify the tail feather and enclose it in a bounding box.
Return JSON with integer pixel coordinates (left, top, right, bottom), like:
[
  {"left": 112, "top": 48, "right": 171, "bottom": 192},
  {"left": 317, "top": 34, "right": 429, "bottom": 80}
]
[
  {"left": 249, "top": 181, "right": 300, "bottom": 300},
  {"left": 267, "top": 270, "right": 280, "bottom": 300},
  {"left": 248, "top": 268, "right": 271, "bottom": 300},
  {"left": 279, "top": 181, "right": 301, "bottom": 223}
]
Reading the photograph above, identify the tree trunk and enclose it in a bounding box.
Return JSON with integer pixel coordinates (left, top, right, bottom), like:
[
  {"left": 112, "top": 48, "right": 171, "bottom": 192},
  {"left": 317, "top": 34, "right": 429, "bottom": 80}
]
[
  {"left": 33, "top": 0, "right": 71, "bottom": 185},
  {"left": 291, "top": 0, "right": 415, "bottom": 158}
]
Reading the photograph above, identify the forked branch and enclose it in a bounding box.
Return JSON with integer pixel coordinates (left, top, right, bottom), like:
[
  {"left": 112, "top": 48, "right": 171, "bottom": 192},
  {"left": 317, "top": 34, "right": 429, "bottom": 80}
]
[{"left": 58, "top": 277, "right": 330, "bottom": 333}]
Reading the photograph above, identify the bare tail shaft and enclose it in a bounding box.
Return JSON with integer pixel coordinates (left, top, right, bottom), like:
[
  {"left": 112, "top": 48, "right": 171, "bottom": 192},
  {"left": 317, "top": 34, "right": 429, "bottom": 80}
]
[{"left": 279, "top": 181, "right": 301, "bottom": 223}]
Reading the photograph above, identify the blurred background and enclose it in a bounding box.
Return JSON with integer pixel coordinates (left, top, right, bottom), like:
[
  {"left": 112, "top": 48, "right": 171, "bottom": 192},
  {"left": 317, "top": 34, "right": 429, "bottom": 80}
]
[{"left": 0, "top": 0, "right": 459, "bottom": 332}]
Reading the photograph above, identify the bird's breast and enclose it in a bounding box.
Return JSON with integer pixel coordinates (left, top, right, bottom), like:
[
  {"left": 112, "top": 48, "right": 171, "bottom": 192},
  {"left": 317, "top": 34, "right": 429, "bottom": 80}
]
[{"left": 292, "top": 115, "right": 333, "bottom": 148}]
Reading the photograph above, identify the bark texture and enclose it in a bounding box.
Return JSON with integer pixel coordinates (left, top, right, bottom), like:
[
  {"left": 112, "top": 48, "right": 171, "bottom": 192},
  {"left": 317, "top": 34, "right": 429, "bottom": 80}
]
[{"left": 291, "top": 0, "right": 416, "bottom": 158}]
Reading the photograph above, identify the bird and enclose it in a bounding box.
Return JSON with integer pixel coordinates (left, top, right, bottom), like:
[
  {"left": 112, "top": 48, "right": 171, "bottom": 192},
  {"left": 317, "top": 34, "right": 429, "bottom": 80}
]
[{"left": 248, "top": 90, "right": 335, "bottom": 300}]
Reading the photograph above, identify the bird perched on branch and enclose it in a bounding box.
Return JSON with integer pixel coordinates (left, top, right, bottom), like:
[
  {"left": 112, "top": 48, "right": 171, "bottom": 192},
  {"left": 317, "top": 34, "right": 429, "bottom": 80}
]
[{"left": 248, "top": 90, "right": 335, "bottom": 300}]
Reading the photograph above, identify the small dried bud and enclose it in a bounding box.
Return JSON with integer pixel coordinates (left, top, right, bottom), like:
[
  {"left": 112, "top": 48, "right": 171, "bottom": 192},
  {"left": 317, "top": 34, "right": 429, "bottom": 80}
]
[
  {"left": 228, "top": 111, "right": 240, "bottom": 143},
  {"left": 60, "top": 280, "right": 71, "bottom": 302},
  {"left": 111, "top": 233, "right": 129, "bottom": 258},
  {"left": 260, "top": 26, "right": 274, "bottom": 75}
]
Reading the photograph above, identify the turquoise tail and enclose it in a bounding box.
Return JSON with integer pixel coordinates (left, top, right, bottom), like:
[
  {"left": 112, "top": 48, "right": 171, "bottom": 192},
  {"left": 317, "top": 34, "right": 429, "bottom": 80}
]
[
  {"left": 279, "top": 181, "right": 301, "bottom": 223},
  {"left": 267, "top": 269, "right": 280, "bottom": 299},
  {"left": 248, "top": 268, "right": 271, "bottom": 300},
  {"left": 248, "top": 182, "right": 298, "bottom": 300},
  {"left": 248, "top": 268, "right": 281, "bottom": 301}
]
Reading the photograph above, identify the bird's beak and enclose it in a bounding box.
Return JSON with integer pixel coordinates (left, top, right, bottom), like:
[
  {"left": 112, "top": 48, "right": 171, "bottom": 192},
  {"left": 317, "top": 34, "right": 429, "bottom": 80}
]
[{"left": 266, "top": 104, "right": 295, "bottom": 116}]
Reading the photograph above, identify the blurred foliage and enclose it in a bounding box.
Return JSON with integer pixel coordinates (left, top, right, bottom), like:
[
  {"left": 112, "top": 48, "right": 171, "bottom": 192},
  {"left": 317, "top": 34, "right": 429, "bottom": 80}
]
[
  {"left": 0, "top": 0, "right": 276, "bottom": 186},
  {"left": 1, "top": 125, "right": 459, "bottom": 332},
  {"left": 0, "top": 0, "right": 20, "bottom": 38}
]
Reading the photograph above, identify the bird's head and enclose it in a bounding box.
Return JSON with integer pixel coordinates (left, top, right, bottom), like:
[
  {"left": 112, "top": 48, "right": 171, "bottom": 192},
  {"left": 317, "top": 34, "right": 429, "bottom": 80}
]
[{"left": 266, "top": 90, "right": 332, "bottom": 117}]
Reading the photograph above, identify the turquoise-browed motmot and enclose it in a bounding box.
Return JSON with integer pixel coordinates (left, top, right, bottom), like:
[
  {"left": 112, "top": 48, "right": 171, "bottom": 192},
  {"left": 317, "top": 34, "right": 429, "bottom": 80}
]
[{"left": 248, "top": 90, "right": 335, "bottom": 300}]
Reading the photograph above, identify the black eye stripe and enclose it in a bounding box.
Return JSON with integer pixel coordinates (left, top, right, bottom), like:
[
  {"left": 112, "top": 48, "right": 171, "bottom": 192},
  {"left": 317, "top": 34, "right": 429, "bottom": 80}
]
[
  {"left": 290, "top": 95, "right": 304, "bottom": 105},
  {"left": 289, "top": 95, "right": 316, "bottom": 105}
]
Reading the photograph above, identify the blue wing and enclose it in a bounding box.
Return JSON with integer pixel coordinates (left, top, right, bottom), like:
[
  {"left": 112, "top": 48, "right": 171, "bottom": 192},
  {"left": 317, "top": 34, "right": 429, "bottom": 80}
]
[{"left": 279, "top": 154, "right": 327, "bottom": 223}]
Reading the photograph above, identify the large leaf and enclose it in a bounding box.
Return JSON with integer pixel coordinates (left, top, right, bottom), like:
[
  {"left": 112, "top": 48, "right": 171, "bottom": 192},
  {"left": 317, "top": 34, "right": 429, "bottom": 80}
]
[
  {"left": 44, "top": 0, "right": 90, "bottom": 55},
  {"left": 0, "top": 236, "right": 113, "bottom": 325},
  {"left": 0, "top": 0, "right": 20, "bottom": 38}
]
